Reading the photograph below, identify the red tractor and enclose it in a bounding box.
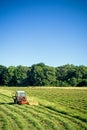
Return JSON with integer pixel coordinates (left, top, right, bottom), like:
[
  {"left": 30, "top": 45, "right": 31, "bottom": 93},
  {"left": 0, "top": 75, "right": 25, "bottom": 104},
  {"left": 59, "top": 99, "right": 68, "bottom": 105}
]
[{"left": 12, "top": 91, "right": 29, "bottom": 105}]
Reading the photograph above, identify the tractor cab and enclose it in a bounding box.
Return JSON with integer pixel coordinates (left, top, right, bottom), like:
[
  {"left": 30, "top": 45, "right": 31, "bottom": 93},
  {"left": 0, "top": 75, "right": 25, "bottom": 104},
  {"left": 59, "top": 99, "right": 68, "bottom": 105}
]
[
  {"left": 16, "top": 91, "right": 26, "bottom": 97},
  {"left": 12, "top": 91, "right": 29, "bottom": 104}
]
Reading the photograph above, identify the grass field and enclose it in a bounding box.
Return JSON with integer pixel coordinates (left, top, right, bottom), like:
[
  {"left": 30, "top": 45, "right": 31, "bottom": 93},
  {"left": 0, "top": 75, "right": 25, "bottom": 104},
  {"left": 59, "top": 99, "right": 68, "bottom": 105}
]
[{"left": 0, "top": 87, "right": 87, "bottom": 130}]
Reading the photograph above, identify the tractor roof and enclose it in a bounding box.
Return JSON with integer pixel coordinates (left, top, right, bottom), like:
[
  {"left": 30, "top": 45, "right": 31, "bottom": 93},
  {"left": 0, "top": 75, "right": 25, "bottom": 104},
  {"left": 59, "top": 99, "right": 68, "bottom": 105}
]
[{"left": 16, "top": 91, "right": 25, "bottom": 93}]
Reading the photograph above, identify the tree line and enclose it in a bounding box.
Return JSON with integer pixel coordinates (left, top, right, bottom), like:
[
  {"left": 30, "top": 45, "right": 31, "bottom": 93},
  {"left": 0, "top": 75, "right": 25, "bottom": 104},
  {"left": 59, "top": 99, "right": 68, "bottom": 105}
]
[{"left": 0, "top": 63, "right": 87, "bottom": 87}]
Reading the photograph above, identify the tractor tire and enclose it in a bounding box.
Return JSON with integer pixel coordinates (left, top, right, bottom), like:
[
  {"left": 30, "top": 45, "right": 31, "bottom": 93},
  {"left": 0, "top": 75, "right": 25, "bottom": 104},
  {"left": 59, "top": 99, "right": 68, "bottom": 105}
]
[{"left": 14, "top": 99, "right": 17, "bottom": 104}]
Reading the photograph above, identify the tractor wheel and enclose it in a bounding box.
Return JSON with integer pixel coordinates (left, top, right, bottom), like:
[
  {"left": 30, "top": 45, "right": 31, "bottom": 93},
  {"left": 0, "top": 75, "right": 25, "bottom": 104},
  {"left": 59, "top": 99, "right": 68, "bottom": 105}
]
[{"left": 14, "top": 99, "right": 17, "bottom": 104}]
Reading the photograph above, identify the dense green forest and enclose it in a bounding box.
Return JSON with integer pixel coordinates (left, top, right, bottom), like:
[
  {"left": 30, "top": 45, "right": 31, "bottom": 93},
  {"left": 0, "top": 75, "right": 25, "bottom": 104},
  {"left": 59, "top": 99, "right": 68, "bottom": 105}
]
[{"left": 0, "top": 63, "right": 87, "bottom": 87}]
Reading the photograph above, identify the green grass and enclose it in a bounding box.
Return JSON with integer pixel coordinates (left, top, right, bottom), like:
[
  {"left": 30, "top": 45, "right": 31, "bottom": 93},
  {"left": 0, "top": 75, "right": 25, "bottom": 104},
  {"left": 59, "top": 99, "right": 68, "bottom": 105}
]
[{"left": 0, "top": 87, "right": 87, "bottom": 130}]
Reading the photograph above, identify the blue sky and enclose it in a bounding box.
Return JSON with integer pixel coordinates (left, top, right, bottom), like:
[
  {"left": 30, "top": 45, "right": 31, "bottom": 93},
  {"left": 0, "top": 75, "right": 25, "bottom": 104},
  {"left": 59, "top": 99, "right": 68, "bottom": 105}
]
[{"left": 0, "top": 0, "right": 87, "bottom": 67}]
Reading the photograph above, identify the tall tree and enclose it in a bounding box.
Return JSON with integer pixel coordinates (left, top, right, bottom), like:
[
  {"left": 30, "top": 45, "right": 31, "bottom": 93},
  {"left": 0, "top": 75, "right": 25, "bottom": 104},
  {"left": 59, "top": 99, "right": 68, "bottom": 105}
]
[
  {"left": 3, "top": 66, "right": 15, "bottom": 86},
  {"left": 28, "top": 63, "right": 45, "bottom": 86},
  {"left": 0, "top": 65, "right": 7, "bottom": 85},
  {"left": 43, "top": 66, "right": 57, "bottom": 86},
  {"left": 13, "top": 65, "right": 29, "bottom": 86}
]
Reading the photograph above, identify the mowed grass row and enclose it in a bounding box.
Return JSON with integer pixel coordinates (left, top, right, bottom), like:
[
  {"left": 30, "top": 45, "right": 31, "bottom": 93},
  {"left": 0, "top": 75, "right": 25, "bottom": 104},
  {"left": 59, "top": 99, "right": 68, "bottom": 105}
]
[{"left": 0, "top": 87, "right": 87, "bottom": 130}]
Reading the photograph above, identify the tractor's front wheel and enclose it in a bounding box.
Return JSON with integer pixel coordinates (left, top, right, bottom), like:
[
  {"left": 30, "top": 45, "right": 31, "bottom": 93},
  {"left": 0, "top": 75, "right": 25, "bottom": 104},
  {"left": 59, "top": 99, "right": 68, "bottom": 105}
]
[{"left": 14, "top": 98, "right": 18, "bottom": 104}]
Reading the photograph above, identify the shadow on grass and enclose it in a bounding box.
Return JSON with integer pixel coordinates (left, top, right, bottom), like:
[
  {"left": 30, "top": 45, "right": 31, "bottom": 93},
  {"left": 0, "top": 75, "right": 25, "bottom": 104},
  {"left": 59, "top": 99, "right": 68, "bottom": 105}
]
[{"left": 0, "top": 102, "right": 14, "bottom": 105}]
